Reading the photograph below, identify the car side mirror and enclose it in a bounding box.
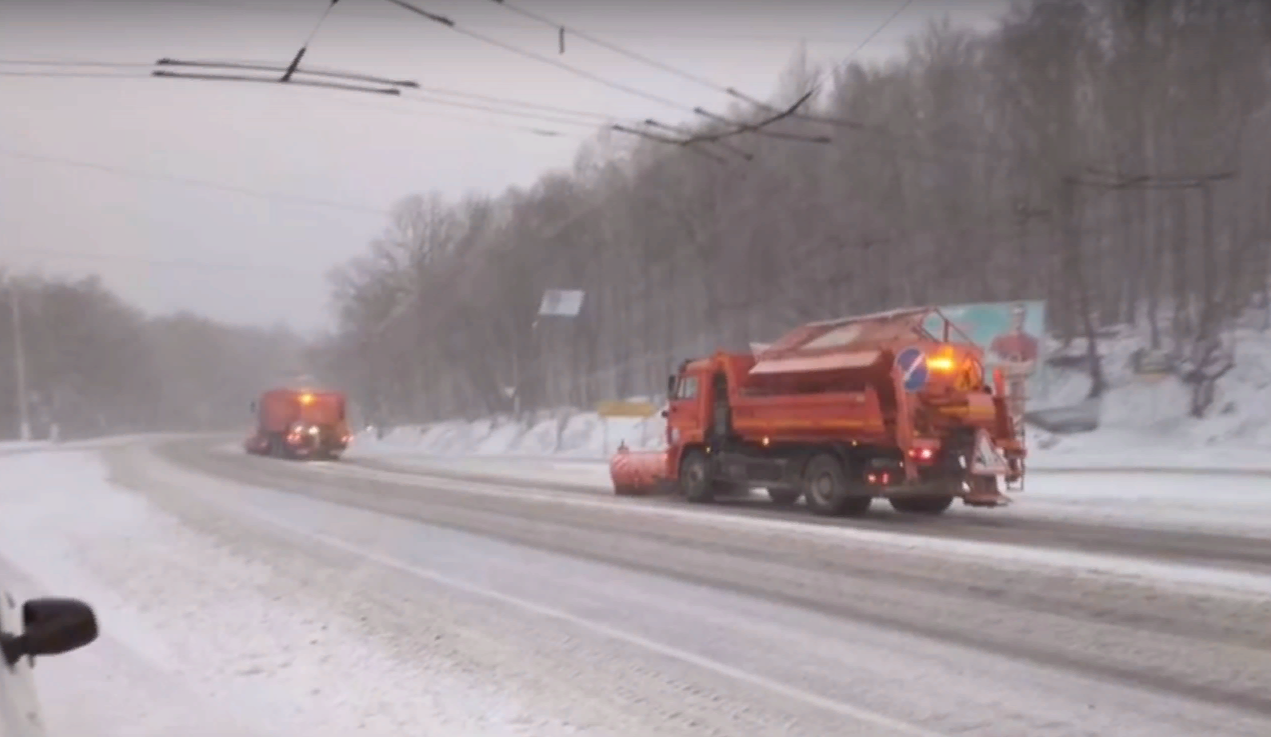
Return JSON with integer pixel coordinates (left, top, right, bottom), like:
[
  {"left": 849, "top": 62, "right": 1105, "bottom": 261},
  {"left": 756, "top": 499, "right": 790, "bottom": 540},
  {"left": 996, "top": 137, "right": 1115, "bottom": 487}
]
[{"left": 1, "top": 598, "right": 98, "bottom": 667}]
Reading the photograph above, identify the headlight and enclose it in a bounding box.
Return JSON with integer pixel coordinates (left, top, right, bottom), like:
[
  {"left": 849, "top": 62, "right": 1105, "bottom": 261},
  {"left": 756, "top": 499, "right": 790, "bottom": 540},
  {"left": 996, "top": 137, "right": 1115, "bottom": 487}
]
[{"left": 308, "top": 426, "right": 320, "bottom": 436}]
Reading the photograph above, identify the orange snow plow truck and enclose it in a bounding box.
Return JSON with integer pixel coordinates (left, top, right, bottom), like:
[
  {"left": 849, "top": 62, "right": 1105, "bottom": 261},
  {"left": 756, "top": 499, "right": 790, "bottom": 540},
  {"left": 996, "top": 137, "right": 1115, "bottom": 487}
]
[
  {"left": 609, "top": 307, "right": 1026, "bottom": 515},
  {"left": 244, "top": 387, "right": 352, "bottom": 461}
]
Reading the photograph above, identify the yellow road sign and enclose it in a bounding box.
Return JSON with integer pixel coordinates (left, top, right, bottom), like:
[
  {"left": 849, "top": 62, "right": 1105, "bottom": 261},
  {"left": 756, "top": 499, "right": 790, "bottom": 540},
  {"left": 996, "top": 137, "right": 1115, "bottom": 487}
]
[{"left": 595, "top": 400, "right": 658, "bottom": 418}]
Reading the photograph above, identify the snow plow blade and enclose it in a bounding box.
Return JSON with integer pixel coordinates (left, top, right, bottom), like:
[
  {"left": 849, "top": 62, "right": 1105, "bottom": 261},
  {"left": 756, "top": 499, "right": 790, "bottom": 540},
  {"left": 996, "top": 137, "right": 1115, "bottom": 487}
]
[{"left": 609, "top": 443, "right": 671, "bottom": 496}]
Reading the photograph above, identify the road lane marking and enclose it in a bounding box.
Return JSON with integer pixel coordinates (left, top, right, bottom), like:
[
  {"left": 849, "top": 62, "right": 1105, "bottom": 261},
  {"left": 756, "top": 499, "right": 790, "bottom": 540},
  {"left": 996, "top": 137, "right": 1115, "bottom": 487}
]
[{"left": 177, "top": 475, "right": 948, "bottom": 737}]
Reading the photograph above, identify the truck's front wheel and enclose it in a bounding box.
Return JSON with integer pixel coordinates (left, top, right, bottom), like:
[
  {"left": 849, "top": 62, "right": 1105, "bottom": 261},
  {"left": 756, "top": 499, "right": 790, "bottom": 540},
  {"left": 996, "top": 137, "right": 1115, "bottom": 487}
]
[
  {"left": 679, "top": 450, "right": 714, "bottom": 503},
  {"left": 802, "top": 454, "right": 870, "bottom": 517}
]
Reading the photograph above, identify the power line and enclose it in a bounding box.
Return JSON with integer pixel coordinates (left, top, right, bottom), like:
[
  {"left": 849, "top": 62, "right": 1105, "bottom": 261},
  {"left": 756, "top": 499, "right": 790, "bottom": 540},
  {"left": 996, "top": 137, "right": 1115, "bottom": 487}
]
[
  {"left": 0, "top": 58, "right": 616, "bottom": 122},
  {"left": 484, "top": 0, "right": 738, "bottom": 97},
  {"left": 0, "top": 60, "right": 592, "bottom": 138},
  {"left": 378, "top": 0, "right": 699, "bottom": 116},
  {"left": 479, "top": 0, "right": 874, "bottom": 135},
  {"left": 276, "top": 0, "right": 343, "bottom": 84},
  {"left": 151, "top": 0, "right": 411, "bottom": 99},
  {"left": 0, "top": 35, "right": 1009, "bottom": 163},
  {"left": 0, "top": 59, "right": 153, "bottom": 68},
  {"left": 739, "top": 0, "right": 910, "bottom": 131},
  {"left": 79, "top": 0, "right": 893, "bottom": 44},
  {"left": 346, "top": 98, "right": 584, "bottom": 137},
  {"left": 1, "top": 246, "right": 312, "bottom": 276},
  {"left": 401, "top": 93, "right": 609, "bottom": 129},
  {"left": 847, "top": 0, "right": 915, "bottom": 62},
  {"left": 0, "top": 149, "right": 391, "bottom": 216},
  {"left": 0, "top": 71, "right": 150, "bottom": 80},
  {"left": 403, "top": 84, "right": 613, "bottom": 121},
  {"left": 299, "top": 0, "right": 342, "bottom": 50}
]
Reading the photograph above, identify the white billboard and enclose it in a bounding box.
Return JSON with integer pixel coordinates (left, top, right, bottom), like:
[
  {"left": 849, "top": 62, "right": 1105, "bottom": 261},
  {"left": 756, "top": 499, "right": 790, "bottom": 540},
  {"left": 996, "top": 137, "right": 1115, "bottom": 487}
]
[{"left": 537, "top": 289, "right": 585, "bottom": 318}]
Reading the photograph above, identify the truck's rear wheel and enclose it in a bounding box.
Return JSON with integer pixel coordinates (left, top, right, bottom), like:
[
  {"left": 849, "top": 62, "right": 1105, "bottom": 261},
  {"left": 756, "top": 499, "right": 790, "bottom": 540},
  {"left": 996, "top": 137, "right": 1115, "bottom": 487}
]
[
  {"left": 767, "top": 488, "right": 802, "bottom": 506},
  {"left": 679, "top": 450, "right": 714, "bottom": 503},
  {"left": 889, "top": 494, "right": 954, "bottom": 515},
  {"left": 802, "top": 454, "right": 870, "bottom": 517}
]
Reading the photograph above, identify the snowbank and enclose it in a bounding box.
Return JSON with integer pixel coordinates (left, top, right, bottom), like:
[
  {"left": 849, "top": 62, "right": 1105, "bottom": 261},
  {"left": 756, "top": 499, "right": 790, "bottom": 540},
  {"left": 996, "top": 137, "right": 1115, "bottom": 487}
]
[
  {"left": 350, "top": 403, "right": 1271, "bottom": 473},
  {"left": 359, "top": 408, "right": 666, "bottom": 460}
]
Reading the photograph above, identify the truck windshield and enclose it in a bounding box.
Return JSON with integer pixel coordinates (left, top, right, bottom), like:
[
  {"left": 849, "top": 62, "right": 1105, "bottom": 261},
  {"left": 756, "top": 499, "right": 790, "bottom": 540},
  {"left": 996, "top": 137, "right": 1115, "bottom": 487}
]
[{"left": 674, "top": 376, "right": 699, "bottom": 400}]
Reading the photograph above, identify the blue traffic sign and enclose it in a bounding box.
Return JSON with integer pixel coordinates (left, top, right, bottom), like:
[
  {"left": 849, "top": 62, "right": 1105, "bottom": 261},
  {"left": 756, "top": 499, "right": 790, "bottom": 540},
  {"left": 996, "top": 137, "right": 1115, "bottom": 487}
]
[{"left": 895, "top": 347, "right": 928, "bottom": 392}]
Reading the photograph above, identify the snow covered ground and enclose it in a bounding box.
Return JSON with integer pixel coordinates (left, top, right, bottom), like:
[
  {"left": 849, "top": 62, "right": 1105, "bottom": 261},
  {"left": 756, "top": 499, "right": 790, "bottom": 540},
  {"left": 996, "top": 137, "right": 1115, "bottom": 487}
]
[
  {"left": 2, "top": 438, "right": 1270, "bottom": 736},
  {"left": 0, "top": 432, "right": 196, "bottom": 456},
  {"left": 0, "top": 448, "right": 595, "bottom": 737}
]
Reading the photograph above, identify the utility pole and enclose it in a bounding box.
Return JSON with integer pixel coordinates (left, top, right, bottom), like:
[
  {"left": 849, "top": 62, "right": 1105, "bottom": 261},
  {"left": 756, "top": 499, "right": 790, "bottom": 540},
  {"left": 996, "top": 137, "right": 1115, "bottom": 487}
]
[
  {"left": 1080, "top": 167, "right": 1236, "bottom": 336},
  {"left": 1012, "top": 199, "right": 1051, "bottom": 299},
  {"left": 1067, "top": 167, "right": 1237, "bottom": 408},
  {"left": 1059, "top": 175, "right": 1106, "bottom": 398},
  {"left": 8, "top": 279, "right": 31, "bottom": 442}
]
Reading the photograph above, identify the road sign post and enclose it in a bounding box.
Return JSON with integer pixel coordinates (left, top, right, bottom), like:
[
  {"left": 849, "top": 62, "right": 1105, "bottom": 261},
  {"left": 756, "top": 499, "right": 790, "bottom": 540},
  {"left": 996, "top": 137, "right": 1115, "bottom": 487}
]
[
  {"left": 595, "top": 400, "right": 657, "bottom": 458},
  {"left": 515, "top": 289, "right": 586, "bottom": 415}
]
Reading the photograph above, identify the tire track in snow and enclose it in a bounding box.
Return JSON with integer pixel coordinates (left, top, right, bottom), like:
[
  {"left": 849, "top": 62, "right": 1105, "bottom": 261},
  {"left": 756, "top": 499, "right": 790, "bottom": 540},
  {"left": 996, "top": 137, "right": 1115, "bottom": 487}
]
[{"left": 156, "top": 436, "right": 1271, "bottom": 726}]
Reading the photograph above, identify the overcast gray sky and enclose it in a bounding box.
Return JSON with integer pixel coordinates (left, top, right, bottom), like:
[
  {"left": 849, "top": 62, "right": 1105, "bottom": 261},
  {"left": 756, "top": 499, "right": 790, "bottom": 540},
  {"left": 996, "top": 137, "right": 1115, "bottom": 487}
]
[{"left": 1, "top": 0, "right": 1008, "bottom": 336}]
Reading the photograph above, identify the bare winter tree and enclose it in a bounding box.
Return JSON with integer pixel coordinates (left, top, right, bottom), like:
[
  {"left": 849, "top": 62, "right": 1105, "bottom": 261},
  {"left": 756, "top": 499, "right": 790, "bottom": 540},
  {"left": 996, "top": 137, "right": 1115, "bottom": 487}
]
[{"left": 324, "top": 0, "right": 1271, "bottom": 423}]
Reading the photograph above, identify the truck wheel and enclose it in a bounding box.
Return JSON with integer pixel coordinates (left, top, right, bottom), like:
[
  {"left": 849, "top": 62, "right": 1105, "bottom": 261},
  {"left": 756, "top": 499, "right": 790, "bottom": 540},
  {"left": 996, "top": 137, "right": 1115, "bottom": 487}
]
[
  {"left": 889, "top": 495, "right": 954, "bottom": 515},
  {"left": 767, "top": 488, "right": 802, "bottom": 506},
  {"left": 679, "top": 450, "right": 714, "bottom": 503},
  {"left": 802, "top": 454, "right": 870, "bottom": 517}
]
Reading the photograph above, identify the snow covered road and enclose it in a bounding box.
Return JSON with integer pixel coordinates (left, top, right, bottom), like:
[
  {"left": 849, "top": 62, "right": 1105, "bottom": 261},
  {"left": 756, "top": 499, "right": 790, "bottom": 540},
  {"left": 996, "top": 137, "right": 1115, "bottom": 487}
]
[
  {"left": 2, "top": 436, "right": 1269, "bottom": 735},
  {"left": 345, "top": 450, "right": 1271, "bottom": 539}
]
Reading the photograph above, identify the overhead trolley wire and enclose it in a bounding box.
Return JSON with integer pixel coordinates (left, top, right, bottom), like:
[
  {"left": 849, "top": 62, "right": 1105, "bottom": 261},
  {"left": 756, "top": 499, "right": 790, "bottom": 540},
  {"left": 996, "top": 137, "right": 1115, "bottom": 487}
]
[
  {"left": 846, "top": 0, "right": 915, "bottom": 62},
  {"left": 300, "top": 0, "right": 342, "bottom": 49},
  {"left": 0, "top": 60, "right": 589, "bottom": 138},
  {"left": 2, "top": 245, "right": 312, "bottom": 277},
  {"left": 0, "top": 148, "right": 391, "bottom": 216},
  {"left": 483, "top": 0, "right": 738, "bottom": 96},
  {"left": 480, "top": 0, "right": 859, "bottom": 131},
  {"left": 378, "top": 0, "right": 699, "bottom": 116}
]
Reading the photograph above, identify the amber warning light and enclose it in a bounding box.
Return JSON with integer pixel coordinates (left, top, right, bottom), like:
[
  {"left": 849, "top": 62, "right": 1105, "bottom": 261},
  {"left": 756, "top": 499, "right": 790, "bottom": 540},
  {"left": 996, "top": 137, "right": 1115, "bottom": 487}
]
[
  {"left": 926, "top": 356, "right": 956, "bottom": 372},
  {"left": 299, "top": 392, "right": 315, "bottom": 405}
]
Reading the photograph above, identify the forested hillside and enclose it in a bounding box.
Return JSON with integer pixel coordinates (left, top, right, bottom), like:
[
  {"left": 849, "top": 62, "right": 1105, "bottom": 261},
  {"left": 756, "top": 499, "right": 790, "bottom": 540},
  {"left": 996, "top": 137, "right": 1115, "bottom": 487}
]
[
  {"left": 322, "top": 0, "right": 1271, "bottom": 424},
  {"left": 0, "top": 273, "right": 307, "bottom": 440}
]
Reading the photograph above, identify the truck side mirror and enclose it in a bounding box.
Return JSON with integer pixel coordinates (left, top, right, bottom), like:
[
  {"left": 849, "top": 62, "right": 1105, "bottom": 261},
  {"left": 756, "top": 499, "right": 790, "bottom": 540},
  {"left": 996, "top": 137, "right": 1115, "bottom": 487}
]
[
  {"left": 249, "top": 400, "right": 257, "bottom": 414},
  {"left": 660, "top": 409, "right": 669, "bottom": 419},
  {"left": 666, "top": 375, "right": 677, "bottom": 398},
  {"left": 0, "top": 597, "right": 98, "bottom": 667}
]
